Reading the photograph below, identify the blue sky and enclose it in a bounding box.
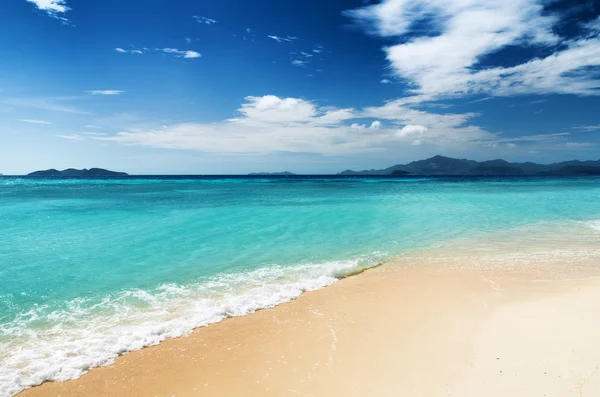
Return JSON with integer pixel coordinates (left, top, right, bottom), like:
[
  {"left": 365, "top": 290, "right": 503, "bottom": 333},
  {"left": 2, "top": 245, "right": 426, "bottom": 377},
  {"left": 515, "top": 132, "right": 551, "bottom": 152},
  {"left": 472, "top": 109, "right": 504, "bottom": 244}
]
[{"left": 1, "top": 0, "right": 599, "bottom": 174}]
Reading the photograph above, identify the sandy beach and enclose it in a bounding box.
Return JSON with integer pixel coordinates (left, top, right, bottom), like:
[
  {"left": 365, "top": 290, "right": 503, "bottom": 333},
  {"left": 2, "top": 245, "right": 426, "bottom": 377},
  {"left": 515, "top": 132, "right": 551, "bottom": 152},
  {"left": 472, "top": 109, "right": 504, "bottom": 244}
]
[{"left": 19, "top": 230, "right": 600, "bottom": 397}]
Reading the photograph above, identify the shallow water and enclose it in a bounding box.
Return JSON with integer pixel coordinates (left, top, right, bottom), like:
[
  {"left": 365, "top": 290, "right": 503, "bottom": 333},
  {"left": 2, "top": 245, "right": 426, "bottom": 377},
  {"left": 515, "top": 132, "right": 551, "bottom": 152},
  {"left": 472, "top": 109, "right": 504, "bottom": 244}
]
[{"left": 1, "top": 175, "right": 600, "bottom": 396}]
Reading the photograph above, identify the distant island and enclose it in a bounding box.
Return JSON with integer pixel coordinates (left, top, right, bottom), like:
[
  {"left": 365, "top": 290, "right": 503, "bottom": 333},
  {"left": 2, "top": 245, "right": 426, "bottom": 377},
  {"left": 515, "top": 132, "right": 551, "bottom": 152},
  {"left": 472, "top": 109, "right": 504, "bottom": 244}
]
[
  {"left": 340, "top": 155, "right": 600, "bottom": 176},
  {"left": 248, "top": 171, "right": 296, "bottom": 176},
  {"left": 27, "top": 168, "right": 129, "bottom": 177}
]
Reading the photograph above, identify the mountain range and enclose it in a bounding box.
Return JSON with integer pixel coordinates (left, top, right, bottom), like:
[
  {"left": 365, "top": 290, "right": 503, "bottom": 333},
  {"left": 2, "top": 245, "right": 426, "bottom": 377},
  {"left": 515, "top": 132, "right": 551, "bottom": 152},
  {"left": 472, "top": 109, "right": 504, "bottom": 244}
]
[{"left": 339, "top": 155, "right": 600, "bottom": 176}]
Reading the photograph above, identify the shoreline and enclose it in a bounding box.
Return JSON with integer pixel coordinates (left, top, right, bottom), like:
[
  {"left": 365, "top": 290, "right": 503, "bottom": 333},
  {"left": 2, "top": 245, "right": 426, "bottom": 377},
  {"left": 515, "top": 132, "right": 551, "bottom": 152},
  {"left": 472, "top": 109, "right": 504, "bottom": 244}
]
[{"left": 18, "top": 233, "right": 600, "bottom": 396}]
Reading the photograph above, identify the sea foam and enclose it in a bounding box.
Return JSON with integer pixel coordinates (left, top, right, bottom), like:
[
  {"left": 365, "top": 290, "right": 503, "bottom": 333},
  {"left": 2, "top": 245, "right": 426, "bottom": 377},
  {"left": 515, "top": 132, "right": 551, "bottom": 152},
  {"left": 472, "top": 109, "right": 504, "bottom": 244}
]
[
  {"left": 588, "top": 220, "right": 600, "bottom": 231},
  {"left": 0, "top": 257, "right": 375, "bottom": 397}
]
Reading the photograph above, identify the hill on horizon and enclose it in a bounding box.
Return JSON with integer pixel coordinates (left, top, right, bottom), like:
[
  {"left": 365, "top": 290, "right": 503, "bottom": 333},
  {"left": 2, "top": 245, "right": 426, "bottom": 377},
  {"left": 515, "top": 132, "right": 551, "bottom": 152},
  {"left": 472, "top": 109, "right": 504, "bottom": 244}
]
[
  {"left": 339, "top": 155, "right": 600, "bottom": 176},
  {"left": 27, "top": 168, "right": 129, "bottom": 178}
]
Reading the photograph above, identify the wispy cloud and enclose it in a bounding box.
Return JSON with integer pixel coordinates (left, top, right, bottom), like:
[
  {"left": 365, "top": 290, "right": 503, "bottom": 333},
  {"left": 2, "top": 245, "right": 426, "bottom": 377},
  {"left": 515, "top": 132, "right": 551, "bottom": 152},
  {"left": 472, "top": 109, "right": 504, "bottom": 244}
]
[
  {"left": 115, "top": 47, "right": 144, "bottom": 54},
  {"left": 86, "top": 90, "right": 124, "bottom": 95},
  {"left": 4, "top": 97, "right": 89, "bottom": 114},
  {"left": 488, "top": 133, "right": 570, "bottom": 144},
  {"left": 81, "top": 131, "right": 106, "bottom": 136},
  {"left": 574, "top": 125, "right": 600, "bottom": 131},
  {"left": 57, "top": 134, "right": 84, "bottom": 141},
  {"left": 26, "top": 0, "right": 70, "bottom": 22},
  {"left": 185, "top": 37, "right": 192, "bottom": 43},
  {"left": 84, "top": 125, "right": 103, "bottom": 129},
  {"left": 160, "top": 48, "right": 202, "bottom": 59},
  {"left": 291, "top": 59, "right": 308, "bottom": 67},
  {"left": 268, "top": 35, "right": 297, "bottom": 43},
  {"left": 530, "top": 99, "right": 547, "bottom": 105},
  {"left": 193, "top": 16, "right": 217, "bottom": 25},
  {"left": 381, "top": 79, "right": 391, "bottom": 84},
  {"left": 346, "top": 0, "right": 600, "bottom": 99},
  {"left": 565, "top": 142, "right": 593, "bottom": 147},
  {"left": 20, "top": 119, "right": 51, "bottom": 125},
  {"left": 468, "top": 97, "right": 493, "bottom": 104}
]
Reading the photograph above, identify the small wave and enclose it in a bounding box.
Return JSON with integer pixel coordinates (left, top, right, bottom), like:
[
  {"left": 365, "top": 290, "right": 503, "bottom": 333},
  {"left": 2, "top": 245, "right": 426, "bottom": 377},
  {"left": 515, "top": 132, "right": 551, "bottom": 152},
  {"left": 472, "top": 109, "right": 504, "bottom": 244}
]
[{"left": 0, "top": 257, "right": 380, "bottom": 397}]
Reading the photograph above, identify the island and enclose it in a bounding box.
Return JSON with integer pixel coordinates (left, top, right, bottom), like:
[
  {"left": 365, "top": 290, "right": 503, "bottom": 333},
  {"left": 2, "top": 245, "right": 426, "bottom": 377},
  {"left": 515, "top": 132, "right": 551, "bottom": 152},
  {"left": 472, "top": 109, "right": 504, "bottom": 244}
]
[
  {"left": 339, "top": 155, "right": 600, "bottom": 176},
  {"left": 248, "top": 171, "right": 296, "bottom": 176},
  {"left": 27, "top": 168, "right": 129, "bottom": 178}
]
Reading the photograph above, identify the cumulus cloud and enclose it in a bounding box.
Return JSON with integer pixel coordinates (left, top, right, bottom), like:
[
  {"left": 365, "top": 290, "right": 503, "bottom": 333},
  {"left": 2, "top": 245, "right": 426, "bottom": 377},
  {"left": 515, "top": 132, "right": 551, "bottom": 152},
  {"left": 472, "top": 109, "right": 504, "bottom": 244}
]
[
  {"left": 26, "top": 0, "right": 69, "bottom": 21},
  {"left": 89, "top": 94, "right": 505, "bottom": 155},
  {"left": 20, "top": 119, "right": 51, "bottom": 124},
  {"left": 381, "top": 79, "right": 392, "bottom": 84},
  {"left": 397, "top": 124, "right": 427, "bottom": 137},
  {"left": 86, "top": 90, "right": 124, "bottom": 95},
  {"left": 193, "top": 16, "right": 217, "bottom": 25},
  {"left": 346, "top": 0, "right": 600, "bottom": 98},
  {"left": 161, "top": 48, "right": 202, "bottom": 59}
]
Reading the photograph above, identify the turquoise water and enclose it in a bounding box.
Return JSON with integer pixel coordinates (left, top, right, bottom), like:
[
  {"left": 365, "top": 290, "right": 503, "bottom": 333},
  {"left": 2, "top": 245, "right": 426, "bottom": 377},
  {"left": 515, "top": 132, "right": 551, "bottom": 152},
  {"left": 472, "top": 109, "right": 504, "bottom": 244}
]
[{"left": 1, "top": 176, "right": 600, "bottom": 396}]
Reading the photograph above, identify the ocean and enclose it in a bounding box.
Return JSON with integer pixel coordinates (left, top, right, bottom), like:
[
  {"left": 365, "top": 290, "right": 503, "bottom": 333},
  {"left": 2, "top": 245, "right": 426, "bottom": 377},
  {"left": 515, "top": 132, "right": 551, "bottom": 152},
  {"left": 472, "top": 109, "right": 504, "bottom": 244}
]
[{"left": 1, "top": 175, "right": 600, "bottom": 396}]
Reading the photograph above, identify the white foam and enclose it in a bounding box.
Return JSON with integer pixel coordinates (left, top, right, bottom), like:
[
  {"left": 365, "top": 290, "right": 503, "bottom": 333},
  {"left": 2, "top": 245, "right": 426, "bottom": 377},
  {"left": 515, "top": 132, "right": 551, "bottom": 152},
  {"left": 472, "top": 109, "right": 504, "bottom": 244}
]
[
  {"left": 586, "top": 220, "right": 600, "bottom": 231},
  {"left": 0, "top": 257, "right": 378, "bottom": 397}
]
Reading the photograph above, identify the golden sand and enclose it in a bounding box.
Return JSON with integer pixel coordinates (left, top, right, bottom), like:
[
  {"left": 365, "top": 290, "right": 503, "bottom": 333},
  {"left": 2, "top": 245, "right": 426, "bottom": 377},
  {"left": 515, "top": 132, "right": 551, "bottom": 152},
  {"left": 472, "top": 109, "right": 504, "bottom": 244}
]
[{"left": 19, "top": 228, "right": 600, "bottom": 397}]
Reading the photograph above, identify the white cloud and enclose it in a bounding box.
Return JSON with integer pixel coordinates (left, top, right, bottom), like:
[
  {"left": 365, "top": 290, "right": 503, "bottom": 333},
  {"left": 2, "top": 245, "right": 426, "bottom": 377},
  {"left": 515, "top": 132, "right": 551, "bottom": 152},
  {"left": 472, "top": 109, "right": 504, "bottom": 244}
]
[
  {"left": 291, "top": 59, "right": 307, "bottom": 67},
  {"left": 192, "top": 16, "right": 217, "bottom": 25},
  {"left": 26, "top": 0, "right": 69, "bottom": 21},
  {"left": 185, "top": 37, "right": 192, "bottom": 43},
  {"left": 586, "top": 16, "right": 600, "bottom": 33},
  {"left": 381, "top": 79, "right": 392, "bottom": 84},
  {"left": 20, "top": 119, "right": 51, "bottom": 124},
  {"left": 346, "top": 0, "right": 600, "bottom": 98},
  {"left": 84, "top": 125, "right": 102, "bottom": 129},
  {"left": 57, "top": 134, "right": 83, "bottom": 140},
  {"left": 81, "top": 132, "right": 106, "bottom": 136},
  {"left": 565, "top": 142, "right": 593, "bottom": 148},
  {"left": 4, "top": 97, "right": 89, "bottom": 114},
  {"left": 86, "top": 90, "right": 124, "bottom": 95},
  {"left": 89, "top": 94, "right": 504, "bottom": 155},
  {"left": 183, "top": 51, "right": 201, "bottom": 59},
  {"left": 161, "top": 48, "right": 202, "bottom": 59},
  {"left": 574, "top": 125, "right": 600, "bottom": 131},
  {"left": 115, "top": 48, "right": 143, "bottom": 54},
  {"left": 488, "top": 132, "right": 569, "bottom": 144},
  {"left": 268, "top": 35, "right": 297, "bottom": 43},
  {"left": 398, "top": 124, "right": 428, "bottom": 137}
]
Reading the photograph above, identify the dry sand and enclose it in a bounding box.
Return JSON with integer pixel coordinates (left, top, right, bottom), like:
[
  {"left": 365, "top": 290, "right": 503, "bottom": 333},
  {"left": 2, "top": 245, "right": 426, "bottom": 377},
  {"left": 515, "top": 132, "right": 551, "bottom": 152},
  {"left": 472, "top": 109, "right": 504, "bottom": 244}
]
[{"left": 19, "top": 256, "right": 600, "bottom": 397}]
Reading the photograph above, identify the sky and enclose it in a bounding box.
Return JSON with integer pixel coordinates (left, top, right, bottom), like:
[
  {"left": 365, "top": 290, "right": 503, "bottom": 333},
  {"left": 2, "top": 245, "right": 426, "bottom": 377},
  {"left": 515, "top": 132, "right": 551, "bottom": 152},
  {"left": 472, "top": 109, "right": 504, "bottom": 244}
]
[{"left": 1, "top": 0, "right": 600, "bottom": 175}]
